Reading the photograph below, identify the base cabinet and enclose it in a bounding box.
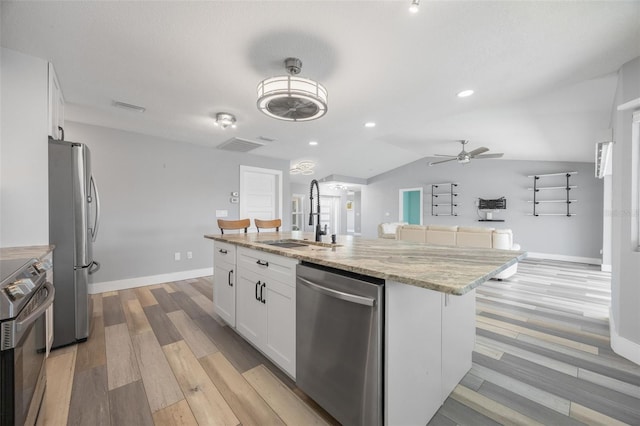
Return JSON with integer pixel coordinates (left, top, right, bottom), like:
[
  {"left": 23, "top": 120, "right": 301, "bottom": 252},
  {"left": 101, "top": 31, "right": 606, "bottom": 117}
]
[
  {"left": 213, "top": 242, "right": 236, "bottom": 327},
  {"left": 385, "top": 281, "right": 476, "bottom": 425},
  {"left": 236, "top": 247, "right": 297, "bottom": 378}
]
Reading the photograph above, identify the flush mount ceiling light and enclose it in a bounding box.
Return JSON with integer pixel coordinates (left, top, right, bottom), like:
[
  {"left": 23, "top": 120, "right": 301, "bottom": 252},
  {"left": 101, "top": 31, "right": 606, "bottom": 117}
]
[
  {"left": 457, "top": 89, "right": 475, "bottom": 98},
  {"left": 214, "top": 112, "right": 237, "bottom": 129},
  {"left": 257, "top": 58, "right": 328, "bottom": 122},
  {"left": 364, "top": 122, "right": 376, "bottom": 128},
  {"left": 409, "top": 0, "right": 420, "bottom": 13},
  {"left": 309, "top": 141, "right": 318, "bottom": 146},
  {"left": 290, "top": 160, "right": 315, "bottom": 175}
]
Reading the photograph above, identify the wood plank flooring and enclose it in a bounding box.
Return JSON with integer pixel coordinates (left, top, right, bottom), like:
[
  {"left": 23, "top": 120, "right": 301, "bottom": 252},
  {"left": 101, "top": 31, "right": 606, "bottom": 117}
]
[{"left": 45, "top": 260, "right": 640, "bottom": 425}]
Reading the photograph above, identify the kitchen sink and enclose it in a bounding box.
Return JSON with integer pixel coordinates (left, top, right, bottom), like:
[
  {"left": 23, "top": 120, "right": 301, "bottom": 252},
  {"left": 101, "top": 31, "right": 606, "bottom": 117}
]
[
  {"left": 264, "top": 241, "right": 309, "bottom": 248},
  {"left": 262, "top": 239, "right": 342, "bottom": 249}
]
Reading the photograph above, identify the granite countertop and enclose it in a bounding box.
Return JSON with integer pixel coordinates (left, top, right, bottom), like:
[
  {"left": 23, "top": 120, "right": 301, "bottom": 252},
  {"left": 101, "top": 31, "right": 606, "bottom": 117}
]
[
  {"left": 0, "top": 245, "right": 55, "bottom": 261},
  {"left": 204, "top": 232, "right": 526, "bottom": 295}
]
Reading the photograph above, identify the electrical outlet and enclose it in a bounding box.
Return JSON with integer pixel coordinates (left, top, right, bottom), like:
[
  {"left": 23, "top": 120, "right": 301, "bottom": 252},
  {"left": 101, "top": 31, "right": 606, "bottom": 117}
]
[
  {"left": 174, "top": 252, "right": 181, "bottom": 261},
  {"left": 187, "top": 251, "right": 193, "bottom": 259}
]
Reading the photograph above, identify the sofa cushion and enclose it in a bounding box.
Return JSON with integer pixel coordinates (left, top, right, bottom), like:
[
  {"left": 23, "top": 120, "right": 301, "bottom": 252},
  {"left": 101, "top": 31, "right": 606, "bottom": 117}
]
[
  {"left": 457, "top": 226, "right": 494, "bottom": 248},
  {"left": 427, "top": 225, "right": 458, "bottom": 232},
  {"left": 457, "top": 226, "right": 495, "bottom": 233},
  {"left": 397, "top": 225, "right": 427, "bottom": 243},
  {"left": 425, "top": 226, "right": 457, "bottom": 246}
]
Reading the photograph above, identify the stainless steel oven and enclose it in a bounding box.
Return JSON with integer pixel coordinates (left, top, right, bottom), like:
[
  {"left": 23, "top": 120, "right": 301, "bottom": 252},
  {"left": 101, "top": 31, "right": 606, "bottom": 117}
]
[{"left": 0, "top": 258, "right": 54, "bottom": 426}]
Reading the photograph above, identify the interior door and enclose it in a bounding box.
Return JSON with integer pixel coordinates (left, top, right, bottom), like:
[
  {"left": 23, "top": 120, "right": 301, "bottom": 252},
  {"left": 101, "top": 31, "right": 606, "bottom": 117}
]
[{"left": 240, "top": 166, "right": 283, "bottom": 232}]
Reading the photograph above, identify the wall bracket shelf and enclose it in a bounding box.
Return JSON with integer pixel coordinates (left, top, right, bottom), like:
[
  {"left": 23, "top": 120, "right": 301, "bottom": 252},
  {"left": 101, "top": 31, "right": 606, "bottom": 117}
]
[
  {"left": 527, "top": 172, "right": 577, "bottom": 217},
  {"left": 431, "top": 183, "right": 458, "bottom": 216}
]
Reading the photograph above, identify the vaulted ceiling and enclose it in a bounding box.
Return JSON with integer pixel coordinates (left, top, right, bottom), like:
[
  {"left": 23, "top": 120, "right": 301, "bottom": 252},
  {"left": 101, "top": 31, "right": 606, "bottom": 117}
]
[{"left": 2, "top": 1, "right": 638, "bottom": 182}]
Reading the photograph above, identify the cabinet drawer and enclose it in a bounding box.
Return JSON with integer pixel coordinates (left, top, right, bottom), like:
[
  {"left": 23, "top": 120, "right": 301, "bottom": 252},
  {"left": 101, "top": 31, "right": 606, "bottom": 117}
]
[
  {"left": 214, "top": 241, "right": 236, "bottom": 265},
  {"left": 237, "top": 247, "right": 298, "bottom": 287}
]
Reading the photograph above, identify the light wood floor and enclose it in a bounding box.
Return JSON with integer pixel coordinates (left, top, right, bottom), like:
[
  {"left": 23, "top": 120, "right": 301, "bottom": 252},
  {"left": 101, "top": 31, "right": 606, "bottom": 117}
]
[{"left": 43, "top": 259, "right": 640, "bottom": 425}]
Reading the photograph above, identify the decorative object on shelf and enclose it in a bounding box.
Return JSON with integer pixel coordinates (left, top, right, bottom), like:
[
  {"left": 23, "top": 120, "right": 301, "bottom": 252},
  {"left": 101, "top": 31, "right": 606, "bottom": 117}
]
[
  {"left": 214, "top": 112, "right": 237, "bottom": 129},
  {"left": 431, "top": 183, "right": 458, "bottom": 216},
  {"left": 527, "top": 172, "right": 577, "bottom": 216},
  {"left": 595, "top": 141, "right": 613, "bottom": 179},
  {"left": 257, "top": 57, "right": 328, "bottom": 122},
  {"left": 429, "top": 140, "right": 503, "bottom": 166},
  {"left": 290, "top": 160, "right": 315, "bottom": 175},
  {"left": 478, "top": 197, "right": 506, "bottom": 221}
]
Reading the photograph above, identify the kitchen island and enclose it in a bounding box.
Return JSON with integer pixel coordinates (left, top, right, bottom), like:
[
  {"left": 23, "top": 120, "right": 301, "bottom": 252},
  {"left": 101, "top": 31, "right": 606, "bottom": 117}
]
[{"left": 204, "top": 231, "right": 526, "bottom": 425}]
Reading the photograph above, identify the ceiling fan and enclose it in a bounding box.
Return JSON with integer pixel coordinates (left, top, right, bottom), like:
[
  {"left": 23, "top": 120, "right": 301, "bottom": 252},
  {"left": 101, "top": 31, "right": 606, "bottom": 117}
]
[{"left": 429, "top": 140, "right": 504, "bottom": 166}]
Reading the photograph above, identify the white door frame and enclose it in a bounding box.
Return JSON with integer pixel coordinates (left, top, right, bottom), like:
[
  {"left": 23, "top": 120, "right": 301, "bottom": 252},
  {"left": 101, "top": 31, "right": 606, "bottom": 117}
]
[
  {"left": 399, "top": 187, "right": 423, "bottom": 225},
  {"left": 239, "top": 165, "right": 283, "bottom": 231}
]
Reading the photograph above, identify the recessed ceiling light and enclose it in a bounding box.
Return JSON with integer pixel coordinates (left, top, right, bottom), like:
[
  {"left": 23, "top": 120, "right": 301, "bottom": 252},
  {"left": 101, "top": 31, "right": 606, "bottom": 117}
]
[
  {"left": 457, "top": 90, "right": 474, "bottom": 98},
  {"left": 409, "top": 0, "right": 420, "bottom": 13},
  {"left": 364, "top": 122, "right": 376, "bottom": 128},
  {"left": 309, "top": 141, "right": 318, "bottom": 146}
]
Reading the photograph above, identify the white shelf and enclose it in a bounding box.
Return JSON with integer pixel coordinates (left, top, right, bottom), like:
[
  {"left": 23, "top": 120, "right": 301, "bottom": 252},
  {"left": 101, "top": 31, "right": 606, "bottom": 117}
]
[
  {"left": 528, "top": 213, "right": 576, "bottom": 216},
  {"left": 526, "top": 172, "right": 578, "bottom": 178},
  {"left": 528, "top": 200, "right": 577, "bottom": 204},
  {"left": 433, "top": 204, "right": 458, "bottom": 207},
  {"left": 527, "top": 186, "right": 577, "bottom": 191},
  {"left": 432, "top": 193, "right": 459, "bottom": 197}
]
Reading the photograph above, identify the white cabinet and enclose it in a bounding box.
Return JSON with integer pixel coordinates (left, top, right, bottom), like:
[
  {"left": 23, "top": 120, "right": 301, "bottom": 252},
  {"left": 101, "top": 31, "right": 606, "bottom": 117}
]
[
  {"left": 441, "top": 289, "right": 476, "bottom": 401},
  {"left": 213, "top": 242, "right": 236, "bottom": 327},
  {"left": 386, "top": 282, "right": 476, "bottom": 425},
  {"left": 236, "top": 247, "right": 297, "bottom": 377},
  {"left": 48, "top": 62, "right": 65, "bottom": 140}
]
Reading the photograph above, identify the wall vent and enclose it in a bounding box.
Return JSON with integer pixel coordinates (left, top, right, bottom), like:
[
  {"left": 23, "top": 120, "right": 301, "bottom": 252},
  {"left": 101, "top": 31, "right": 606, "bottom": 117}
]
[
  {"left": 216, "top": 137, "right": 265, "bottom": 153},
  {"left": 112, "top": 100, "right": 146, "bottom": 113}
]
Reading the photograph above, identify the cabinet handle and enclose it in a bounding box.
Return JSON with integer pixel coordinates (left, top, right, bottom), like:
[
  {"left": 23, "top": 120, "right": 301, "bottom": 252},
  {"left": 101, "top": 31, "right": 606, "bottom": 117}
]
[
  {"left": 255, "top": 280, "right": 261, "bottom": 301},
  {"left": 256, "top": 260, "right": 269, "bottom": 267},
  {"left": 228, "top": 270, "right": 233, "bottom": 287},
  {"left": 260, "top": 282, "right": 266, "bottom": 304},
  {"left": 219, "top": 249, "right": 228, "bottom": 254}
]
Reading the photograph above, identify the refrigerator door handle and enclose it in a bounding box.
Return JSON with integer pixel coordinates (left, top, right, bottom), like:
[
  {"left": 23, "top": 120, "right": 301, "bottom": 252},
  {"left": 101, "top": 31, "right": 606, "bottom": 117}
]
[
  {"left": 88, "top": 260, "right": 101, "bottom": 275},
  {"left": 90, "top": 175, "right": 101, "bottom": 242}
]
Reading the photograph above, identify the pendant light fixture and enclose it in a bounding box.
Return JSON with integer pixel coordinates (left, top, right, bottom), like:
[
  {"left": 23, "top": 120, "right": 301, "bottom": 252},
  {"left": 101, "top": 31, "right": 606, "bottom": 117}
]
[{"left": 257, "top": 58, "right": 328, "bottom": 122}]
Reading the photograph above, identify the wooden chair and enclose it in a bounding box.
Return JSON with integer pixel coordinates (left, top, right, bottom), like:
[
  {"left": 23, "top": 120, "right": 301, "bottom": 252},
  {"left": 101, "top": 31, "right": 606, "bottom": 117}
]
[
  {"left": 254, "top": 218, "right": 281, "bottom": 232},
  {"left": 217, "top": 218, "right": 250, "bottom": 235}
]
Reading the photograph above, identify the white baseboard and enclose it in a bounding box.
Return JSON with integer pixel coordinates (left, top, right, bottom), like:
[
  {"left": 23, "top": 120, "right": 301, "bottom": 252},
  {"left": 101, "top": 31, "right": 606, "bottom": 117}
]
[
  {"left": 601, "top": 264, "right": 612, "bottom": 272},
  {"left": 609, "top": 308, "right": 640, "bottom": 366},
  {"left": 89, "top": 267, "right": 213, "bottom": 294},
  {"left": 526, "top": 252, "right": 602, "bottom": 265}
]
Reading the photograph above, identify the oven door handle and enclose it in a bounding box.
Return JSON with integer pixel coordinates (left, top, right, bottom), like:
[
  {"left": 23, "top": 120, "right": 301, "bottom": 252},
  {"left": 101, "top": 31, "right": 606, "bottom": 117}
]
[
  {"left": 297, "top": 276, "right": 376, "bottom": 307},
  {"left": 16, "top": 282, "right": 55, "bottom": 332}
]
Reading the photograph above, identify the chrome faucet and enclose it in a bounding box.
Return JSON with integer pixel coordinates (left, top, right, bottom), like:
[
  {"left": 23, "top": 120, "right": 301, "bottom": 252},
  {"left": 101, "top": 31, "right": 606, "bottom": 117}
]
[{"left": 309, "top": 179, "right": 327, "bottom": 242}]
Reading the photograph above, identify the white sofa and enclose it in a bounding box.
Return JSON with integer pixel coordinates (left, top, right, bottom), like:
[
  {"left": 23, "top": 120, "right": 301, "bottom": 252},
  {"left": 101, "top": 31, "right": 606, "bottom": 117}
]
[
  {"left": 377, "top": 222, "right": 407, "bottom": 239},
  {"left": 396, "top": 224, "right": 521, "bottom": 279}
]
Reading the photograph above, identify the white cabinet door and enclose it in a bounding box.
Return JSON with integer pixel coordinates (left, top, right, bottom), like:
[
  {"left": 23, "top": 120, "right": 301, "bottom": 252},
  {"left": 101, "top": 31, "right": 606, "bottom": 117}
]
[
  {"left": 47, "top": 63, "right": 64, "bottom": 140},
  {"left": 441, "top": 289, "right": 476, "bottom": 401},
  {"left": 213, "top": 242, "right": 237, "bottom": 326},
  {"left": 213, "top": 260, "right": 236, "bottom": 327},
  {"left": 236, "top": 268, "right": 266, "bottom": 348},
  {"left": 264, "top": 279, "right": 296, "bottom": 378}
]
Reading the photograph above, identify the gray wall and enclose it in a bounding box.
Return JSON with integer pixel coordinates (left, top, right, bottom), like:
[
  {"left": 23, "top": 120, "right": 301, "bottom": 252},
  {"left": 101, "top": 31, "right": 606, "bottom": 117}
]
[
  {"left": 611, "top": 56, "right": 640, "bottom": 346},
  {"left": 66, "top": 122, "right": 290, "bottom": 283},
  {"left": 362, "top": 158, "right": 603, "bottom": 259}
]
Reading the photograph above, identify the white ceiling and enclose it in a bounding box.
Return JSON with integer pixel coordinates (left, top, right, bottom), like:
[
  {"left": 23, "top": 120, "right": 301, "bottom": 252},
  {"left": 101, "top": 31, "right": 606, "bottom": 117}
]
[{"left": 2, "top": 1, "right": 638, "bottom": 183}]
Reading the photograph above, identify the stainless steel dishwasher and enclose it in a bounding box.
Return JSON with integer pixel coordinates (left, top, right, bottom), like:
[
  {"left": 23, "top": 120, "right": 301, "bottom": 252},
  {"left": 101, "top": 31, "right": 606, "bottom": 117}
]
[{"left": 296, "top": 263, "right": 384, "bottom": 426}]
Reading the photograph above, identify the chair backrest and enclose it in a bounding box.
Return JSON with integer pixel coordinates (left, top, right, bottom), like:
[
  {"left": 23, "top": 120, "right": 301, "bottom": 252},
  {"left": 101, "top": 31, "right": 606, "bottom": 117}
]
[
  {"left": 217, "top": 218, "right": 250, "bottom": 235},
  {"left": 254, "top": 218, "right": 281, "bottom": 232}
]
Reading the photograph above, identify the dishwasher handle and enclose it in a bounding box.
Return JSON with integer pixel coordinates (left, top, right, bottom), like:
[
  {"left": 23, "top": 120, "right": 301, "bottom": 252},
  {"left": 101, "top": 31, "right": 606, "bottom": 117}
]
[{"left": 297, "top": 276, "right": 376, "bottom": 307}]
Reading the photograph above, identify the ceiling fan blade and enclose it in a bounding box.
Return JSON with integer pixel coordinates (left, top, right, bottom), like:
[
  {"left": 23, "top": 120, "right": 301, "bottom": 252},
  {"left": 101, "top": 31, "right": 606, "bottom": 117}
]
[
  {"left": 468, "top": 147, "right": 489, "bottom": 157},
  {"left": 429, "top": 158, "right": 457, "bottom": 166},
  {"left": 474, "top": 153, "right": 504, "bottom": 159},
  {"left": 433, "top": 154, "right": 458, "bottom": 158}
]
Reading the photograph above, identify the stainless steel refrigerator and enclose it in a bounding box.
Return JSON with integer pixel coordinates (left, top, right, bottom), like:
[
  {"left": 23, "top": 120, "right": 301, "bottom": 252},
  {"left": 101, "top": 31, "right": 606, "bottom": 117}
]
[{"left": 49, "top": 138, "right": 101, "bottom": 348}]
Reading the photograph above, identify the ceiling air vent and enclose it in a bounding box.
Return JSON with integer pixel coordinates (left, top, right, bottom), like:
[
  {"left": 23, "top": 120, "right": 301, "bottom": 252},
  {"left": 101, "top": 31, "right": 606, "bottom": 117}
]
[
  {"left": 112, "top": 100, "right": 146, "bottom": 113},
  {"left": 216, "top": 137, "right": 265, "bottom": 153}
]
